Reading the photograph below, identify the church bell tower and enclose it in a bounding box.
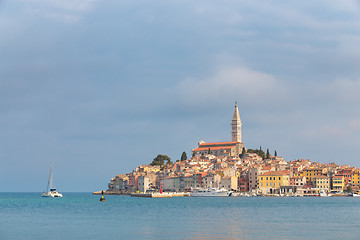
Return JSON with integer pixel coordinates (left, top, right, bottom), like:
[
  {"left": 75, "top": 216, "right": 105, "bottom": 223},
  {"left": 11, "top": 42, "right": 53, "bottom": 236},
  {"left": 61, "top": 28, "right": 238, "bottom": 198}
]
[{"left": 231, "top": 102, "right": 242, "bottom": 142}]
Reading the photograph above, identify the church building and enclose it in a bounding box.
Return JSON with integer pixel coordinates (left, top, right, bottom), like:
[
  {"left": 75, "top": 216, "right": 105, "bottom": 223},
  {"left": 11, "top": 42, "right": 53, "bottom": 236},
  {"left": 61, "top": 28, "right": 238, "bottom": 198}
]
[{"left": 192, "top": 103, "right": 245, "bottom": 158}]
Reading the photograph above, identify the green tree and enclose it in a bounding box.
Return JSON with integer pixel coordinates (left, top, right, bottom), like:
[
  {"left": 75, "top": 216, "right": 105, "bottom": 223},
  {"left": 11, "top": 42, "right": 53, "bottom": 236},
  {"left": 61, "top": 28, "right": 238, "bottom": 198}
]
[
  {"left": 239, "top": 147, "right": 246, "bottom": 158},
  {"left": 247, "top": 148, "right": 265, "bottom": 159},
  {"left": 208, "top": 148, "right": 211, "bottom": 154},
  {"left": 274, "top": 150, "right": 277, "bottom": 157},
  {"left": 266, "top": 149, "right": 270, "bottom": 159},
  {"left": 347, "top": 185, "right": 352, "bottom": 193},
  {"left": 181, "top": 151, "right": 187, "bottom": 161},
  {"left": 150, "top": 154, "right": 171, "bottom": 167}
]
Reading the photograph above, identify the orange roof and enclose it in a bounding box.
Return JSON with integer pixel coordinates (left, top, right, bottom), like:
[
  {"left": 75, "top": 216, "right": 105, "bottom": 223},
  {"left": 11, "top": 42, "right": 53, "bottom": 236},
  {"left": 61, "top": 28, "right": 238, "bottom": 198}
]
[
  {"left": 291, "top": 176, "right": 305, "bottom": 179},
  {"left": 260, "top": 171, "right": 289, "bottom": 176},
  {"left": 199, "top": 141, "right": 237, "bottom": 146},
  {"left": 193, "top": 146, "right": 234, "bottom": 151}
]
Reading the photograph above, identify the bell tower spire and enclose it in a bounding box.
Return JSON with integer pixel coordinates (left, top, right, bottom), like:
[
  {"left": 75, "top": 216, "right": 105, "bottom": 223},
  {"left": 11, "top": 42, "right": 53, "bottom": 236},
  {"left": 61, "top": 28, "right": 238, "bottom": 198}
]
[{"left": 231, "top": 102, "right": 242, "bottom": 142}]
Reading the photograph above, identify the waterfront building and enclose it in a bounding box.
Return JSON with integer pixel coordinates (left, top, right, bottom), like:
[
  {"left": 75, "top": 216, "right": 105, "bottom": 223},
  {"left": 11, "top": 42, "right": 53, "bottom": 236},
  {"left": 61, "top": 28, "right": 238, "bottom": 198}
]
[
  {"left": 108, "top": 174, "right": 129, "bottom": 191},
  {"left": 162, "top": 176, "right": 174, "bottom": 191},
  {"left": 248, "top": 167, "right": 260, "bottom": 190},
  {"left": 202, "top": 172, "right": 222, "bottom": 188},
  {"left": 314, "top": 176, "right": 330, "bottom": 190},
  {"left": 138, "top": 175, "right": 150, "bottom": 193},
  {"left": 238, "top": 175, "right": 249, "bottom": 192},
  {"left": 220, "top": 176, "right": 238, "bottom": 191},
  {"left": 351, "top": 170, "right": 360, "bottom": 190},
  {"left": 162, "top": 175, "right": 182, "bottom": 192},
  {"left": 338, "top": 167, "right": 356, "bottom": 187},
  {"left": 332, "top": 175, "right": 345, "bottom": 191},
  {"left": 128, "top": 174, "right": 139, "bottom": 192},
  {"left": 289, "top": 176, "right": 306, "bottom": 187},
  {"left": 192, "top": 103, "right": 244, "bottom": 157},
  {"left": 259, "top": 171, "right": 290, "bottom": 194}
]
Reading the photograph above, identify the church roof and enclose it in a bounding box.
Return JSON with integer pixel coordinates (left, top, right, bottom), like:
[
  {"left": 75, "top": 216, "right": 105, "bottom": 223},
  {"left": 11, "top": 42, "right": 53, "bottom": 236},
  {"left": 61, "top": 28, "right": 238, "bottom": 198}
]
[
  {"left": 199, "top": 141, "right": 237, "bottom": 147},
  {"left": 193, "top": 145, "right": 235, "bottom": 152},
  {"left": 192, "top": 141, "right": 238, "bottom": 152}
]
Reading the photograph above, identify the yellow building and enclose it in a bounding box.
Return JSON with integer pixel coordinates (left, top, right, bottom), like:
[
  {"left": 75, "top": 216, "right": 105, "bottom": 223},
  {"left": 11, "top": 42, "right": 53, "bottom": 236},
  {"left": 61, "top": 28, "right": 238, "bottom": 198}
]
[
  {"left": 314, "top": 176, "right": 330, "bottom": 190},
  {"left": 351, "top": 170, "right": 360, "bottom": 190},
  {"left": 259, "top": 171, "right": 290, "bottom": 194},
  {"left": 303, "top": 168, "right": 323, "bottom": 184},
  {"left": 332, "top": 175, "right": 344, "bottom": 191}
]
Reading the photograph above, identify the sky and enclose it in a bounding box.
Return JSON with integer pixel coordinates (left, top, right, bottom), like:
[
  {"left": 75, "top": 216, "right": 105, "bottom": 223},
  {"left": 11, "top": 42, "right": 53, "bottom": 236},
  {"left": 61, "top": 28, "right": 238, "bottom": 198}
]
[{"left": 1, "top": 0, "right": 360, "bottom": 192}]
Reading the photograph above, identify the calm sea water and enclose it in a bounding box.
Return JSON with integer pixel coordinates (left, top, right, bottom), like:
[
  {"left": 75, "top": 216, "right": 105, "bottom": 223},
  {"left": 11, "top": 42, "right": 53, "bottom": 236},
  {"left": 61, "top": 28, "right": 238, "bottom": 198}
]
[{"left": 1, "top": 193, "right": 360, "bottom": 240}]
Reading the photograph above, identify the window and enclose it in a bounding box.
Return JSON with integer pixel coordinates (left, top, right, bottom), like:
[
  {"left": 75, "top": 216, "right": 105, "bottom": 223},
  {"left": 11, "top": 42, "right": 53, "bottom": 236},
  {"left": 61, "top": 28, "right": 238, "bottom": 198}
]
[{"left": 279, "top": 177, "right": 281, "bottom": 180}]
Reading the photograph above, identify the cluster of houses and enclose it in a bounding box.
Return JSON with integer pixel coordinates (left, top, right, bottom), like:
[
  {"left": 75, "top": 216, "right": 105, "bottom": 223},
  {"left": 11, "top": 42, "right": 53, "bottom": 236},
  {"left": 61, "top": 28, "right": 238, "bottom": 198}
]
[
  {"left": 107, "top": 152, "right": 360, "bottom": 195},
  {"left": 107, "top": 104, "right": 359, "bottom": 195}
]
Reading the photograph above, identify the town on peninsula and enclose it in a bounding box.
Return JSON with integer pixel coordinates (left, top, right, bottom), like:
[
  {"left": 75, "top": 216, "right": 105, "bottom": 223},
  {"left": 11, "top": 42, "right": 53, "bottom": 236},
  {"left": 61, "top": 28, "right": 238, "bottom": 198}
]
[{"left": 97, "top": 103, "right": 360, "bottom": 197}]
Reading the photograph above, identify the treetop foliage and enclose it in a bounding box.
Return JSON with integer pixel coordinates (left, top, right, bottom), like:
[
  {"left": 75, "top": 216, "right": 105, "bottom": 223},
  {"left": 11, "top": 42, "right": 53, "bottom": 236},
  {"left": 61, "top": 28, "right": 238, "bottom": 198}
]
[
  {"left": 181, "top": 151, "right": 187, "bottom": 161},
  {"left": 247, "top": 148, "right": 265, "bottom": 159},
  {"left": 150, "top": 154, "right": 172, "bottom": 166}
]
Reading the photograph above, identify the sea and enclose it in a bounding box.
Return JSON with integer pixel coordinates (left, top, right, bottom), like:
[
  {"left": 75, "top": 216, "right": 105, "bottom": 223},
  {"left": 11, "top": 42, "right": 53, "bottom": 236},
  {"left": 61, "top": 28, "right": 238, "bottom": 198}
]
[{"left": 1, "top": 193, "right": 360, "bottom": 240}]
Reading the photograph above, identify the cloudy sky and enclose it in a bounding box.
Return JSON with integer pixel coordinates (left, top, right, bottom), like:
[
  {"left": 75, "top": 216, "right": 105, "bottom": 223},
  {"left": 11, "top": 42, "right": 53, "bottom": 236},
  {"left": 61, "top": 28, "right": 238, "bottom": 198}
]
[{"left": 1, "top": 0, "right": 360, "bottom": 192}]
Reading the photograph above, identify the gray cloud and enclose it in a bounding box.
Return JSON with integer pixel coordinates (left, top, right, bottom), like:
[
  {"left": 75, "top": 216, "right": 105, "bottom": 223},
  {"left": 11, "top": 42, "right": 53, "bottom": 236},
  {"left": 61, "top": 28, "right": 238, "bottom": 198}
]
[{"left": 2, "top": 0, "right": 360, "bottom": 191}]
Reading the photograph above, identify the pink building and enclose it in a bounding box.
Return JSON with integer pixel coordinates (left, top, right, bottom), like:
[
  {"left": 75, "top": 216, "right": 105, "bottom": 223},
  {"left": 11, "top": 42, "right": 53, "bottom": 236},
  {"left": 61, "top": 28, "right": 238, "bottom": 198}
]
[{"left": 290, "top": 176, "right": 306, "bottom": 187}]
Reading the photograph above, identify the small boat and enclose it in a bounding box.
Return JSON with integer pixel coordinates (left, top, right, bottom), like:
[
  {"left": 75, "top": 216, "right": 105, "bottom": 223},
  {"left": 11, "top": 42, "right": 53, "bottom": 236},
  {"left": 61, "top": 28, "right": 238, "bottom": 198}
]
[
  {"left": 100, "top": 191, "right": 106, "bottom": 201},
  {"left": 190, "top": 187, "right": 232, "bottom": 197},
  {"left": 319, "top": 190, "right": 328, "bottom": 197},
  {"left": 42, "top": 162, "right": 63, "bottom": 198},
  {"left": 352, "top": 192, "right": 360, "bottom": 197}
]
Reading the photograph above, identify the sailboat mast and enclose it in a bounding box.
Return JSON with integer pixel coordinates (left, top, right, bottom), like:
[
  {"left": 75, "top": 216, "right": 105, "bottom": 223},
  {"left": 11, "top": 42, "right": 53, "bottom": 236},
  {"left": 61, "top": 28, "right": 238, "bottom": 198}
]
[
  {"left": 49, "top": 161, "right": 53, "bottom": 190},
  {"left": 46, "top": 162, "right": 53, "bottom": 192}
]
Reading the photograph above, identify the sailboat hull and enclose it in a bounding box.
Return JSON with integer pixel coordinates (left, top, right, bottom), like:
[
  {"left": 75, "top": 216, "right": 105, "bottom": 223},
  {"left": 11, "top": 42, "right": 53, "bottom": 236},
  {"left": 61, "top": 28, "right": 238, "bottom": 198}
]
[{"left": 42, "top": 192, "right": 63, "bottom": 198}]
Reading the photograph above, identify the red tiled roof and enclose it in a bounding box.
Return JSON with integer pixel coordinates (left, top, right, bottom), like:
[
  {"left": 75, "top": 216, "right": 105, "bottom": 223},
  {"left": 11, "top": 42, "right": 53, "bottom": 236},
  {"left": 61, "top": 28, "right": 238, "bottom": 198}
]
[
  {"left": 260, "top": 171, "right": 289, "bottom": 176},
  {"left": 193, "top": 146, "right": 234, "bottom": 151},
  {"left": 199, "top": 141, "right": 237, "bottom": 146}
]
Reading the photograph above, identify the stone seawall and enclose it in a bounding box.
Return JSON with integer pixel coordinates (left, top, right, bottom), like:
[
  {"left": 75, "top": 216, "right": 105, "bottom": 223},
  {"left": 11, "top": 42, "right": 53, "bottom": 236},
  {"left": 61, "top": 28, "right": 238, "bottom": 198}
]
[
  {"left": 93, "top": 190, "right": 190, "bottom": 197},
  {"left": 130, "top": 192, "right": 190, "bottom": 198},
  {"left": 93, "top": 190, "right": 130, "bottom": 195}
]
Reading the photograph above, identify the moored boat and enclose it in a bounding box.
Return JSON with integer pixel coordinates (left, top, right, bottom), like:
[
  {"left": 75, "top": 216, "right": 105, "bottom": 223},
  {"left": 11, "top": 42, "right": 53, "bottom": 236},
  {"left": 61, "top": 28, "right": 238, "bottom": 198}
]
[
  {"left": 319, "top": 189, "right": 328, "bottom": 197},
  {"left": 352, "top": 191, "right": 360, "bottom": 197}
]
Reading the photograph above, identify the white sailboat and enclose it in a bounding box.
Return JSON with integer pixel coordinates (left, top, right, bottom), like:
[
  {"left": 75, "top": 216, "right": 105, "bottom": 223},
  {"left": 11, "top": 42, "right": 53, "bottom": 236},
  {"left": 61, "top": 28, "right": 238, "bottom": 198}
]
[{"left": 42, "top": 162, "right": 63, "bottom": 198}]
